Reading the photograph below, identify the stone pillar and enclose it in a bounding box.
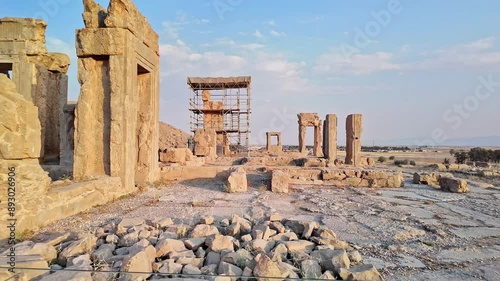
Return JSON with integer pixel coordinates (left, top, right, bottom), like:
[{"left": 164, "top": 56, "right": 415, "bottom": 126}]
[
  {"left": 345, "top": 114, "right": 363, "bottom": 166},
  {"left": 323, "top": 114, "right": 337, "bottom": 160},
  {"left": 60, "top": 102, "right": 76, "bottom": 166},
  {"left": 299, "top": 124, "right": 306, "bottom": 153},
  {"left": 313, "top": 122, "right": 323, "bottom": 157}
]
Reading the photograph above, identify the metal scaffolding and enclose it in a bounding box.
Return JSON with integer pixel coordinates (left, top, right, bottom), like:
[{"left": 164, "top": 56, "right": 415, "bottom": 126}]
[{"left": 187, "top": 76, "right": 251, "bottom": 153}]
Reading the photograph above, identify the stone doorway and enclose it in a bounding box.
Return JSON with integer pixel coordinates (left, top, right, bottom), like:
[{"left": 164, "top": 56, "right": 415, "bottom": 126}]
[{"left": 135, "top": 64, "right": 153, "bottom": 184}]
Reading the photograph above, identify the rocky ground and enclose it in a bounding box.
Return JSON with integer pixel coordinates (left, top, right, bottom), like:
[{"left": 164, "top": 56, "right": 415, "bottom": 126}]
[
  {"left": 2, "top": 170, "right": 499, "bottom": 280},
  {"left": 159, "top": 122, "right": 191, "bottom": 149}
]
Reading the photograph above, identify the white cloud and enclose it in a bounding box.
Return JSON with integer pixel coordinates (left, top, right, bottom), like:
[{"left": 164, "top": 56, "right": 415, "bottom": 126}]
[
  {"left": 161, "top": 12, "right": 211, "bottom": 40},
  {"left": 405, "top": 37, "right": 500, "bottom": 70},
  {"left": 253, "top": 30, "right": 264, "bottom": 39},
  {"left": 270, "top": 30, "right": 286, "bottom": 37},
  {"left": 315, "top": 51, "right": 401, "bottom": 75},
  {"left": 299, "top": 16, "right": 324, "bottom": 24},
  {"left": 265, "top": 20, "right": 276, "bottom": 26}
]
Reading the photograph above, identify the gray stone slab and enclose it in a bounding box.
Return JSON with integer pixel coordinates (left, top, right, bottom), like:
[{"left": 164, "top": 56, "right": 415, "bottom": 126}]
[
  {"left": 436, "top": 246, "right": 500, "bottom": 263},
  {"left": 397, "top": 254, "right": 427, "bottom": 268},
  {"left": 437, "top": 202, "right": 500, "bottom": 227},
  {"left": 449, "top": 227, "right": 500, "bottom": 238}
]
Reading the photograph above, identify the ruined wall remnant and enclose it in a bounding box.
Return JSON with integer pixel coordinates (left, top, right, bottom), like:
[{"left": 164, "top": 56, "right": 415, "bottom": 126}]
[
  {"left": 193, "top": 129, "right": 217, "bottom": 157},
  {"left": 0, "top": 17, "right": 70, "bottom": 164},
  {"left": 73, "top": 0, "right": 160, "bottom": 190},
  {"left": 266, "top": 132, "right": 283, "bottom": 155},
  {"left": 60, "top": 102, "right": 76, "bottom": 166},
  {"left": 298, "top": 113, "right": 323, "bottom": 157},
  {"left": 345, "top": 114, "right": 363, "bottom": 166},
  {"left": 0, "top": 73, "right": 52, "bottom": 237},
  {"left": 323, "top": 114, "right": 337, "bottom": 160}
]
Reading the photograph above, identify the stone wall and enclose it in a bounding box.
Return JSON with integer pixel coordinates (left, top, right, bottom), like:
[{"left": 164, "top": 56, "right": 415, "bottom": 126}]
[
  {"left": 0, "top": 17, "right": 70, "bottom": 164},
  {"left": 0, "top": 74, "right": 126, "bottom": 239},
  {"left": 74, "top": 0, "right": 160, "bottom": 191}
]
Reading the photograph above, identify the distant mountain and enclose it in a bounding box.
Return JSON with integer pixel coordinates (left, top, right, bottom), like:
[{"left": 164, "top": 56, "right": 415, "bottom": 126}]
[{"left": 372, "top": 136, "right": 500, "bottom": 147}]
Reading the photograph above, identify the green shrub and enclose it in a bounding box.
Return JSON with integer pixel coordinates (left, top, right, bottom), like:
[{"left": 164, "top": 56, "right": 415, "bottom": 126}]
[
  {"left": 389, "top": 156, "right": 395, "bottom": 160},
  {"left": 409, "top": 160, "right": 416, "bottom": 166},
  {"left": 377, "top": 156, "right": 387, "bottom": 163}
]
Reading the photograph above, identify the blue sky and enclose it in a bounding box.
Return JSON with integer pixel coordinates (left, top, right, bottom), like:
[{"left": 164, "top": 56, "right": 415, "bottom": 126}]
[{"left": 2, "top": 0, "right": 500, "bottom": 145}]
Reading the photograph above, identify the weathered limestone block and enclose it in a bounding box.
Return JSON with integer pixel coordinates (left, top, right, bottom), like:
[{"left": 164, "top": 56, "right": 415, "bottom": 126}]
[
  {"left": 272, "top": 170, "right": 289, "bottom": 193},
  {"left": 226, "top": 167, "right": 247, "bottom": 193},
  {"left": 438, "top": 177, "right": 469, "bottom": 193},
  {"left": 82, "top": 0, "right": 107, "bottom": 28},
  {"left": 28, "top": 53, "right": 70, "bottom": 73},
  {"left": 76, "top": 28, "right": 127, "bottom": 56},
  {"left": 345, "top": 114, "right": 363, "bottom": 166},
  {"left": 0, "top": 74, "right": 41, "bottom": 159},
  {"left": 60, "top": 102, "right": 76, "bottom": 166},
  {"left": 339, "top": 264, "right": 383, "bottom": 281},
  {"left": 194, "top": 128, "right": 217, "bottom": 157},
  {"left": 0, "top": 18, "right": 48, "bottom": 54},
  {"left": 323, "top": 114, "right": 337, "bottom": 160},
  {"left": 413, "top": 172, "right": 452, "bottom": 188},
  {"left": 104, "top": 0, "right": 159, "bottom": 53},
  {"left": 161, "top": 148, "right": 193, "bottom": 165},
  {"left": 387, "top": 171, "right": 404, "bottom": 188}
]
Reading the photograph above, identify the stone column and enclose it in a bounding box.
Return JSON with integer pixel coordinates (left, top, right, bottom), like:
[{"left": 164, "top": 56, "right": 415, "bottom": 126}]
[
  {"left": 299, "top": 124, "right": 306, "bottom": 153},
  {"left": 313, "top": 123, "right": 323, "bottom": 157},
  {"left": 323, "top": 114, "right": 337, "bottom": 160},
  {"left": 345, "top": 114, "right": 363, "bottom": 166}
]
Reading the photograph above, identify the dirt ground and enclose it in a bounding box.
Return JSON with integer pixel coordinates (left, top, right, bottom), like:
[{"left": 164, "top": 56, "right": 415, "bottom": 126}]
[{"left": 28, "top": 167, "right": 500, "bottom": 281}]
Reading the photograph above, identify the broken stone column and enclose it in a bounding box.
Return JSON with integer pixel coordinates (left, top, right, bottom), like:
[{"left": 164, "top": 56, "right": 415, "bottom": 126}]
[
  {"left": 323, "top": 114, "right": 337, "bottom": 160},
  {"left": 298, "top": 124, "right": 306, "bottom": 154},
  {"left": 345, "top": 114, "right": 363, "bottom": 166},
  {"left": 314, "top": 122, "right": 323, "bottom": 157},
  {"left": 60, "top": 102, "right": 76, "bottom": 166},
  {"left": 0, "top": 17, "right": 71, "bottom": 164},
  {"left": 74, "top": 0, "right": 160, "bottom": 190}
]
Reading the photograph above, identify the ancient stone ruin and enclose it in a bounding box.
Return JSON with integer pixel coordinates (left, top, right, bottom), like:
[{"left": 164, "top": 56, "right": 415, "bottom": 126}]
[
  {"left": 266, "top": 132, "right": 283, "bottom": 155},
  {"left": 0, "top": 17, "right": 70, "bottom": 164},
  {"left": 73, "top": 0, "right": 160, "bottom": 190},
  {"left": 1, "top": 1, "right": 493, "bottom": 281},
  {"left": 298, "top": 113, "right": 323, "bottom": 157}
]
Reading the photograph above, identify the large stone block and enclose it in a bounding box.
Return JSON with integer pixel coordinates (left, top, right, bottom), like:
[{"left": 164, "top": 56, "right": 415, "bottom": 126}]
[
  {"left": 323, "top": 114, "right": 337, "bottom": 160},
  {"left": 0, "top": 74, "right": 41, "bottom": 159},
  {"left": 271, "top": 170, "right": 289, "bottom": 193},
  {"left": 226, "top": 167, "right": 248, "bottom": 193},
  {"left": 76, "top": 28, "right": 127, "bottom": 56},
  {"left": 438, "top": 177, "right": 469, "bottom": 193},
  {"left": 104, "top": 0, "right": 159, "bottom": 53}
]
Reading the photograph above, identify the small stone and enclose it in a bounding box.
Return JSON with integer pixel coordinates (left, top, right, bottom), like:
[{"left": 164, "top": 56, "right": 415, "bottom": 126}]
[
  {"left": 206, "top": 235, "right": 235, "bottom": 252},
  {"left": 269, "top": 214, "right": 282, "bottom": 222},
  {"left": 348, "top": 250, "right": 363, "bottom": 264},
  {"left": 221, "top": 219, "right": 230, "bottom": 227},
  {"left": 339, "top": 264, "right": 383, "bottom": 281},
  {"left": 183, "top": 264, "right": 202, "bottom": 275},
  {"left": 200, "top": 216, "right": 215, "bottom": 225},
  {"left": 284, "top": 240, "right": 316, "bottom": 254},
  {"left": 190, "top": 224, "right": 220, "bottom": 238},
  {"left": 301, "top": 260, "right": 322, "bottom": 279},
  {"left": 155, "top": 239, "right": 186, "bottom": 258}
]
